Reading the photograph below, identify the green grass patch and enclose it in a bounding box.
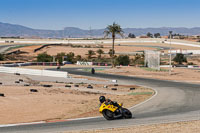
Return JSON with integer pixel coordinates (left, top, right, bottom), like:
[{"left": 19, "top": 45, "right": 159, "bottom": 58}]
[
  {"left": 128, "top": 92, "right": 153, "bottom": 95},
  {"left": 82, "top": 68, "right": 105, "bottom": 72},
  {"left": 140, "top": 67, "right": 168, "bottom": 72}
]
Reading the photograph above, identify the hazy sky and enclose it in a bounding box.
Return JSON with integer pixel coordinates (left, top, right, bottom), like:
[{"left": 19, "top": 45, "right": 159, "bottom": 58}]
[{"left": 0, "top": 0, "right": 199, "bottom": 30}]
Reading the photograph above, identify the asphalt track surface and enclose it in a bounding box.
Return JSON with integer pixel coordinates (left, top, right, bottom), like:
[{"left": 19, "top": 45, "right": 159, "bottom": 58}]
[{"left": 1, "top": 67, "right": 200, "bottom": 133}]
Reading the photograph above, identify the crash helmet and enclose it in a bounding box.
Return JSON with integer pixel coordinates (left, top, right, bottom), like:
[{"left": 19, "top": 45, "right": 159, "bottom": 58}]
[{"left": 99, "top": 96, "right": 106, "bottom": 103}]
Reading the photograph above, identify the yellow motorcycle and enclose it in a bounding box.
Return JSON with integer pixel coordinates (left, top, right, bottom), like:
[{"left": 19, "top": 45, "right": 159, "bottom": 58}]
[{"left": 99, "top": 102, "right": 132, "bottom": 120}]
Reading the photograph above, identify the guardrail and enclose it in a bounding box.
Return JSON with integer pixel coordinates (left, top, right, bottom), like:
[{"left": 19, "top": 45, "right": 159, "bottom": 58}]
[{"left": 0, "top": 66, "right": 68, "bottom": 78}]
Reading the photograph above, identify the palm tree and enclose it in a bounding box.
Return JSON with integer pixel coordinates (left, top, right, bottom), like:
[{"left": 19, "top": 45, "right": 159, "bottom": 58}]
[
  {"left": 104, "top": 22, "right": 124, "bottom": 67},
  {"left": 96, "top": 49, "right": 104, "bottom": 59}
]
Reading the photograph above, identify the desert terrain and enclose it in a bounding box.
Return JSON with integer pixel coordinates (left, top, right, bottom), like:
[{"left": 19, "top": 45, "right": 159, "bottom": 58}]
[
  {"left": 0, "top": 72, "right": 154, "bottom": 124},
  {"left": 1, "top": 38, "right": 200, "bottom": 132}
]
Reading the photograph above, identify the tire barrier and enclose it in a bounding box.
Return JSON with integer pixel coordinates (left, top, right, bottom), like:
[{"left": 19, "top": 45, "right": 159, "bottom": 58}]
[
  {"left": 111, "top": 88, "right": 117, "bottom": 91},
  {"left": 65, "top": 85, "right": 71, "bottom": 88},
  {"left": 92, "top": 62, "right": 111, "bottom": 66},
  {"left": 19, "top": 79, "right": 23, "bottom": 82},
  {"left": 15, "top": 81, "right": 20, "bottom": 83},
  {"left": 43, "top": 85, "right": 52, "bottom": 87},
  {"left": 14, "top": 73, "right": 20, "bottom": 75},
  {"left": 130, "top": 88, "right": 135, "bottom": 90},
  {"left": 87, "top": 85, "right": 93, "bottom": 89},
  {"left": 34, "top": 44, "right": 63, "bottom": 52},
  {"left": 74, "top": 84, "right": 79, "bottom": 87},
  {"left": 0, "top": 93, "right": 5, "bottom": 97},
  {"left": 103, "top": 85, "right": 108, "bottom": 88},
  {"left": 30, "top": 89, "right": 38, "bottom": 92},
  {"left": 114, "top": 84, "right": 118, "bottom": 86}
]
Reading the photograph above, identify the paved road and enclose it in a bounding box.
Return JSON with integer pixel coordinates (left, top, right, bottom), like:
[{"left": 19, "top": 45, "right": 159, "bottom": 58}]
[
  {"left": 1, "top": 67, "right": 200, "bottom": 133},
  {"left": 0, "top": 44, "right": 15, "bottom": 53}
]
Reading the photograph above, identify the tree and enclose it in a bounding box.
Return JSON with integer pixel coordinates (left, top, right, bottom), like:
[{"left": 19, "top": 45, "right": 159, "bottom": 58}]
[
  {"left": 173, "top": 53, "right": 187, "bottom": 64},
  {"left": 147, "top": 32, "right": 153, "bottom": 38},
  {"left": 96, "top": 49, "right": 104, "bottom": 59},
  {"left": 128, "top": 33, "right": 136, "bottom": 38},
  {"left": 115, "top": 55, "right": 130, "bottom": 66},
  {"left": 104, "top": 22, "right": 124, "bottom": 67},
  {"left": 87, "top": 50, "right": 95, "bottom": 59},
  {"left": 66, "top": 52, "right": 75, "bottom": 63},
  {"left": 56, "top": 52, "right": 66, "bottom": 64},
  {"left": 37, "top": 52, "right": 53, "bottom": 62},
  {"left": 154, "top": 33, "right": 161, "bottom": 38},
  {"left": 0, "top": 54, "right": 4, "bottom": 61}
]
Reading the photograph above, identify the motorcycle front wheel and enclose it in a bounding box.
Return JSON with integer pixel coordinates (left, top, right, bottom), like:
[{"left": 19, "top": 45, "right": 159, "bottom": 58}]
[
  {"left": 122, "top": 108, "right": 132, "bottom": 119},
  {"left": 102, "top": 110, "right": 114, "bottom": 120}
]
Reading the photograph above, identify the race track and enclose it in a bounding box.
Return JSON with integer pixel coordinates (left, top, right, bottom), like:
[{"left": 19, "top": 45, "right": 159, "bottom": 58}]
[{"left": 1, "top": 67, "right": 200, "bottom": 133}]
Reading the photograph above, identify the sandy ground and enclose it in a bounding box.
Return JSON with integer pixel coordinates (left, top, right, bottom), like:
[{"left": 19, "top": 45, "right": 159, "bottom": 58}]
[
  {"left": 99, "top": 66, "right": 200, "bottom": 83},
  {"left": 64, "top": 120, "right": 200, "bottom": 133},
  {"left": 0, "top": 72, "right": 153, "bottom": 124},
  {"left": 21, "top": 65, "right": 200, "bottom": 83},
  {"left": 5, "top": 38, "right": 200, "bottom": 61}
]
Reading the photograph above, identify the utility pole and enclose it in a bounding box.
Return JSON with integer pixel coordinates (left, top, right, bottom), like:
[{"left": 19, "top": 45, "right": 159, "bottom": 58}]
[
  {"left": 169, "top": 31, "right": 173, "bottom": 75},
  {"left": 89, "top": 26, "right": 92, "bottom": 39}
]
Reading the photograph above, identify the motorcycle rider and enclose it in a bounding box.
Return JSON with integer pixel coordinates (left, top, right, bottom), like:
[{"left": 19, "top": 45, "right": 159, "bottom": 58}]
[
  {"left": 91, "top": 68, "right": 95, "bottom": 74},
  {"left": 99, "top": 96, "right": 120, "bottom": 108}
]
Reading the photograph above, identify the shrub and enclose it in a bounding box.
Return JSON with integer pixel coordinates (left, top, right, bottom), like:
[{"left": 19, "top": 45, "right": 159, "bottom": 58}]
[
  {"left": 87, "top": 50, "right": 96, "bottom": 59},
  {"left": 115, "top": 55, "right": 130, "bottom": 66},
  {"left": 37, "top": 52, "right": 53, "bottom": 62},
  {"left": 132, "top": 54, "right": 144, "bottom": 66},
  {"left": 0, "top": 54, "right": 4, "bottom": 61},
  {"left": 173, "top": 53, "right": 187, "bottom": 64}
]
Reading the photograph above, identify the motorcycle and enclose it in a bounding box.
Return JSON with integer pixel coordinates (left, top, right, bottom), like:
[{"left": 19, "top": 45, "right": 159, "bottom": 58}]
[
  {"left": 91, "top": 68, "right": 95, "bottom": 74},
  {"left": 99, "top": 102, "right": 132, "bottom": 120}
]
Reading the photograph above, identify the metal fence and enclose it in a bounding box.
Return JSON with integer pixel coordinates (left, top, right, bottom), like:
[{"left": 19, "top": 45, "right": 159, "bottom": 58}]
[{"left": 144, "top": 50, "right": 160, "bottom": 70}]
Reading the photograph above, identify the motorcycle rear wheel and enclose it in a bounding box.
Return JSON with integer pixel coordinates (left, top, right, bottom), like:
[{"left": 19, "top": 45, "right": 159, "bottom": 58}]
[{"left": 102, "top": 110, "right": 114, "bottom": 120}]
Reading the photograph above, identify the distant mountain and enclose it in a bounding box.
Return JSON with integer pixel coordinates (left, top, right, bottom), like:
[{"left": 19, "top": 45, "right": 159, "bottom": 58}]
[{"left": 0, "top": 22, "right": 200, "bottom": 38}]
